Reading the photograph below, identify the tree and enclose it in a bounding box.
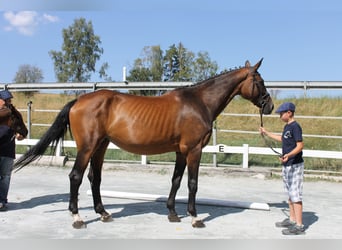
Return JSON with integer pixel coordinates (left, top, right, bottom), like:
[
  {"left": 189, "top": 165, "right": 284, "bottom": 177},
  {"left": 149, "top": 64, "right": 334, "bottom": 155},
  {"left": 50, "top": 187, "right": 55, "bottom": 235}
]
[
  {"left": 127, "top": 43, "right": 219, "bottom": 96},
  {"left": 163, "top": 43, "right": 194, "bottom": 82},
  {"left": 192, "top": 51, "right": 218, "bottom": 82},
  {"left": 126, "top": 46, "right": 164, "bottom": 96},
  {"left": 99, "top": 62, "right": 113, "bottom": 82},
  {"left": 13, "top": 64, "right": 43, "bottom": 98},
  {"left": 49, "top": 18, "right": 105, "bottom": 95}
]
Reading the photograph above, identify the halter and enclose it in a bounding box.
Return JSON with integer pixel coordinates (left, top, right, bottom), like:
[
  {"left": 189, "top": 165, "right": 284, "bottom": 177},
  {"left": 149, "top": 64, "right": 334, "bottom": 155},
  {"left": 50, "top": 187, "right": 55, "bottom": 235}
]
[
  {"left": 251, "top": 75, "right": 282, "bottom": 157},
  {"left": 259, "top": 108, "right": 282, "bottom": 157},
  {"left": 251, "top": 72, "right": 270, "bottom": 108}
]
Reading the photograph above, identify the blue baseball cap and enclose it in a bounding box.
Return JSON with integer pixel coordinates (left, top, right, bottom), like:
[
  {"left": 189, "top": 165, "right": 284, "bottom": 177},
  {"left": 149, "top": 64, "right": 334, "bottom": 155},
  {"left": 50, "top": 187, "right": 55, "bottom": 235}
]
[
  {"left": 275, "top": 102, "right": 296, "bottom": 113},
  {"left": 0, "top": 90, "right": 13, "bottom": 100}
]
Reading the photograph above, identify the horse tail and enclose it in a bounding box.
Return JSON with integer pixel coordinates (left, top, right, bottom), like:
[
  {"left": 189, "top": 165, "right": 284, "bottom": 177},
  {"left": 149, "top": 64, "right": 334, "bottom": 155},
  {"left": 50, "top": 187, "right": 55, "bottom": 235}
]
[{"left": 13, "top": 99, "right": 78, "bottom": 172}]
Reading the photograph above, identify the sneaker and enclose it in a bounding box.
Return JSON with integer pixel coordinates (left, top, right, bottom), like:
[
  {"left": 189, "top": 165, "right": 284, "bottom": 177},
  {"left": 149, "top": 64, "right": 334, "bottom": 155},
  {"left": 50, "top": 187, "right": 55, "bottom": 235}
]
[
  {"left": 0, "top": 203, "right": 7, "bottom": 212},
  {"left": 282, "top": 224, "right": 306, "bottom": 235},
  {"left": 275, "top": 218, "right": 296, "bottom": 228}
]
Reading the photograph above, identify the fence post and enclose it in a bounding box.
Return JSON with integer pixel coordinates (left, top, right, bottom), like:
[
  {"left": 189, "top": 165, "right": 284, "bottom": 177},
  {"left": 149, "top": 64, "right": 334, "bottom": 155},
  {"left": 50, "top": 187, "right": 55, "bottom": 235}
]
[
  {"left": 242, "top": 144, "right": 249, "bottom": 168},
  {"left": 212, "top": 120, "right": 217, "bottom": 167},
  {"left": 141, "top": 155, "right": 147, "bottom": 165},
  {"left": 55, "top": 139, "right": 62, "bottom": 157},
  {"left": 26, "top": 101, "right": 32, "bottom": 139}
]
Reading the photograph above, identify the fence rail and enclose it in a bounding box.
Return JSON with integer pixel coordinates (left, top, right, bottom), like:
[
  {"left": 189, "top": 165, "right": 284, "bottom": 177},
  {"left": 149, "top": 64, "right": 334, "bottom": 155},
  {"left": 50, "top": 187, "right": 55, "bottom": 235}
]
[
  {"left": 16, "top": 108, "right": 342, "bottom": 141},
  {"left": 2, "top": 80, "right": 342, "bottom": 92},
  {"left": 15, "top": 108, "right": 342, "bottom": 167},
  {"left": 15, "top": 139, "right": 342, "bottom": 168}
]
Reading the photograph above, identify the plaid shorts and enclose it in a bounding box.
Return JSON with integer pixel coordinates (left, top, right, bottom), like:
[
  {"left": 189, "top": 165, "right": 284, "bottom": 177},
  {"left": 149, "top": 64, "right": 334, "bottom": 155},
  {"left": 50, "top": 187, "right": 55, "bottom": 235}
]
[{"left": 282, "top": 162, "right": 304, "bottom": 202}]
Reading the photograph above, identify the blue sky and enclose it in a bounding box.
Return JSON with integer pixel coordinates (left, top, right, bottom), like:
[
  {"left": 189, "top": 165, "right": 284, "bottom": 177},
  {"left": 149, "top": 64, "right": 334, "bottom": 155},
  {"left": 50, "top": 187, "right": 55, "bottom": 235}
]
[{"left": 1, "top": 0, "right": 342, "bottom": 89}]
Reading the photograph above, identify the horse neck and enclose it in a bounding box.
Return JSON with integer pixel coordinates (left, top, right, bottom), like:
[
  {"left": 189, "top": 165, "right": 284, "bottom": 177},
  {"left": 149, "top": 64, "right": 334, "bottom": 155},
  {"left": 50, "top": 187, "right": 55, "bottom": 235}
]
[{"left": 197, "top": 68, "right": 249, "bottom": 121}]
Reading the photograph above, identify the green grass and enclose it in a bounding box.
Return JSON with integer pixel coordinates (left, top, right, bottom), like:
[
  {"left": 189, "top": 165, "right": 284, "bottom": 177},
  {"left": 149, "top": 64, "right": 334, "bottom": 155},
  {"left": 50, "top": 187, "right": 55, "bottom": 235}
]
[{"left": 13, "top": 93, "right": 342, "bottom": 171}]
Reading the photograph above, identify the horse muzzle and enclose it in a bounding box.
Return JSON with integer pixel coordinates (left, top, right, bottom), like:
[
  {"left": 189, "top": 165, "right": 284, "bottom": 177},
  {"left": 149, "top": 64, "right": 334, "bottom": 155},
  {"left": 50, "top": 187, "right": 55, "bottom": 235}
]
[{"left": 261, "top": 102, "right": 274, "bottom": 114}]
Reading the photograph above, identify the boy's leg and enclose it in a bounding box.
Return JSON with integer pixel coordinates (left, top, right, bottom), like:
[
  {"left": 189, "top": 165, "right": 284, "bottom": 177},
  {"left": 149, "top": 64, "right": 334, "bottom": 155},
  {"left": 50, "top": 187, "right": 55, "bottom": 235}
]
[
  {"left": 288, "top": 199, "right": 296, "bottom": 222},
  {"left": 293, "top": 201, "right": 303, "bottom": 226}
]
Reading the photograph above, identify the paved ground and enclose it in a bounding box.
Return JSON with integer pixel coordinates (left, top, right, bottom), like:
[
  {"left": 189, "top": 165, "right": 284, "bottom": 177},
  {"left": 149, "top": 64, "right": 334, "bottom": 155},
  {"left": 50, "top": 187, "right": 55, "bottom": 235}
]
[{"left": 1, "top": 163, "right": 342, "bottom": 239}]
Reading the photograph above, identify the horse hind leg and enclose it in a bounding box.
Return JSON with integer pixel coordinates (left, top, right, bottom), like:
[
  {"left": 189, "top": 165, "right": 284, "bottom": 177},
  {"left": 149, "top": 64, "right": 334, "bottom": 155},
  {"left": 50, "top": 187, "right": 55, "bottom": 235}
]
[
  {"left": 167, "top": 152, "right": 187, "bottom": 223},
  {"left": 69, "top": 152, "right": 90, "bottom": 229},
  {"left": 88, "top": 139, "right": 112, "bottom": 223}
]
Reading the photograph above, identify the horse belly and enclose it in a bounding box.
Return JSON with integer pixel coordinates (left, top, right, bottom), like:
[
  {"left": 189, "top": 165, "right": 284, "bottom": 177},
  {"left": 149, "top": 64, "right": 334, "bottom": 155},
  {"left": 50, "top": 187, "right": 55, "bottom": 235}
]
[
  {"left": 111, "top": 132, "right": 179, "bottom": 155},
  {"left": 116, "top": 142, "right": 178, "bottom": 155},
  {"left": 108, "top": 119, "right": 180, "bottom": 155}
]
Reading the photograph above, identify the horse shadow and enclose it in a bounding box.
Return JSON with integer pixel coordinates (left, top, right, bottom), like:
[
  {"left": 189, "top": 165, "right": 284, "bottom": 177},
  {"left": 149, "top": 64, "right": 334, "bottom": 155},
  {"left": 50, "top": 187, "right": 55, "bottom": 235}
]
[
  {"left": 81, "top": 199, "right": 247, "bottom": 226},
  {"left": 269, "top": 201, "right": 319, "bottom": 230},
  {"left": 11, "top": 193, "right": 319, "bottom": 230},
  {"left": 10, "top": 192, "right": 244, "bottom": 226}
]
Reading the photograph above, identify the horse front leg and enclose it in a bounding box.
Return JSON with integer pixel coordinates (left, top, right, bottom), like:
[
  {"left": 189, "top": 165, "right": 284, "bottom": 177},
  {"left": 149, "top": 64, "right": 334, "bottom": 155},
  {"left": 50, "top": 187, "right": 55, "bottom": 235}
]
[
  {"left": 167, "top": 152, "right": 186, "bottom": 223},
  {"left": 187, "top": 147, "right": 205, "bottom": 228},
  {"left": 88, "top": 139, "right": 112, "bottom": 223}
]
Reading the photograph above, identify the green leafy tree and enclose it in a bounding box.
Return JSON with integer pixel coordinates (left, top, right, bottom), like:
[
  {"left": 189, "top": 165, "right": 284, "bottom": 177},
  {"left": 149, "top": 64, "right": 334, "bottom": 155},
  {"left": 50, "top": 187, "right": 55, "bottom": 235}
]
[
  {"left": 13, "top": 64, "right": 43, "bottom": 98},
  {"left": 127, "top": 46, "right": 164, "bottom": 96},
  {"left": 99, "top": 62, "right": 113, "bottom": 82},
  {"left": 192, "top": 51, "right": 218, "bottom": 82},
  {"left": 145, "top": 45, "right": 163, "bottom": 82},
  {"left": 163, "top": 43, "right": 194, "bottom": 82},
  {"left": 127, "top": 43, "right": 219, "bottom": 96},
  {"left": 49, "top": 18, "right": 105, "bottom": 95}
]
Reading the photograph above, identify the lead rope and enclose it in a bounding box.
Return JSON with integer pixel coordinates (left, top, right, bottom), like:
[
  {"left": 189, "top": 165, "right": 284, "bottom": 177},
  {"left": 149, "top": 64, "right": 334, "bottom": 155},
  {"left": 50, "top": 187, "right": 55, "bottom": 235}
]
[{"left": 259, "top": 109, "right": 283, "bottom": 157}]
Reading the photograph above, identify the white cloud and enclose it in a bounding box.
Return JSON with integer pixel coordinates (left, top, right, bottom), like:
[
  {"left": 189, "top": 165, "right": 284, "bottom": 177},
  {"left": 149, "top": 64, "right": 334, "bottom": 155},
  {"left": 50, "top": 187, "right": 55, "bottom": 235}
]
[
  {"left": 42, "top": 14, "right": 59, "bottom": 23},
  {"left": 3, "top": 11, "right": 59, "bottom": 36}
]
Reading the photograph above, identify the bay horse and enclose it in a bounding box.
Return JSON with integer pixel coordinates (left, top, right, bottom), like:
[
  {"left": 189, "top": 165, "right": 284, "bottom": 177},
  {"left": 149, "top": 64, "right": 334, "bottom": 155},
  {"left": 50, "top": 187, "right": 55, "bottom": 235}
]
[
  {"left": 0, "top": 103, "right": 28, "bottom": 138},
  {"left": 14, "top": 59, "right": 273, "bottom": 228}
]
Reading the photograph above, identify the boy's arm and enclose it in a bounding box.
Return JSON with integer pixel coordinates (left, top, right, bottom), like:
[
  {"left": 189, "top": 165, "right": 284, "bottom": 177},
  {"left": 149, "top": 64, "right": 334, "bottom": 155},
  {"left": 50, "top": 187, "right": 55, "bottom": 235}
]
[
  {"left": 281, "top": 141, "right": 304, "bottom": 163},
  {"left": 259, "top": 127, "right": 282, "bottom": 142},
  {"left": 285, "top": 141, "right": 304, "bottom": 158}
]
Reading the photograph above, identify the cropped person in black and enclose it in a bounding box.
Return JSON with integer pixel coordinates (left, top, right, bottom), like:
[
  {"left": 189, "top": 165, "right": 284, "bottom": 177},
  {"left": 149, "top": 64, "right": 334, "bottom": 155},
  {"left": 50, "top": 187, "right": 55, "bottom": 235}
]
[{"left": 0, "top": 90, "right": 25, "bottom": 211}]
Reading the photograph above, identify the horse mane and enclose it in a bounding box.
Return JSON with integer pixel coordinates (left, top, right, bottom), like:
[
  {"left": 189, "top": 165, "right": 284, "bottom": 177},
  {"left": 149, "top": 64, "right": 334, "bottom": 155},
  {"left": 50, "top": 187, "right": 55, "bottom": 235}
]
[{"left": 175, "top": 65, "right": 245, "bottom": 91}]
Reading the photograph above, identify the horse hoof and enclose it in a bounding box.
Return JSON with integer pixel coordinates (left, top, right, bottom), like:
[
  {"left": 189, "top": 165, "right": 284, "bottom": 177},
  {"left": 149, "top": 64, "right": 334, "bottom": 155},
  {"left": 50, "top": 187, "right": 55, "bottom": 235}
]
[
  {"left": 101, "top": 214, "right": 113, "bottom": 222},
  {"left": 168, "top": 214, "right": 181, "bottom": 223},
  {"left": 72, "top": 220, "right": 87, "bottom": 229},
  {"left": 191, "top": 219, "right": 205, "bottom": 228}
]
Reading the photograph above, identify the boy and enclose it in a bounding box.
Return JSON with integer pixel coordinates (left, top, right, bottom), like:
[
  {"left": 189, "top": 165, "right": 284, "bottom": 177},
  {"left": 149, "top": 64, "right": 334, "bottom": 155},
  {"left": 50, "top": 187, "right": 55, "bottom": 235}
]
[{"left": 259, "top": 102, "right": 305, "bottom": 235}]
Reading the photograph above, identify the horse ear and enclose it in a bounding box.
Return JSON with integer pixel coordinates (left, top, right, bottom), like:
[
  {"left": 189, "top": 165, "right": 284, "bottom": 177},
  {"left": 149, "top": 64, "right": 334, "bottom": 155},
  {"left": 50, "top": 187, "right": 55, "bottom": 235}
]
[
  {"left": 253, "top": 58, "right": 263, "bottom": 71},
  {"left": 245, "top": 60, "right": 251, "bottom": 67}
]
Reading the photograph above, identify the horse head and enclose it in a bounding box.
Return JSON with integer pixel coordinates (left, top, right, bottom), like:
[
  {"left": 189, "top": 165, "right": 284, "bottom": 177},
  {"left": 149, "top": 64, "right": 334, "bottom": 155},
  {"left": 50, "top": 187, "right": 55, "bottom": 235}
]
[
  {"left": 8, "top": 104, "right": 28, "bottom": 138},
  {"left": 0, "top": 106, "right": 12, "bottom": 125},
  {"left": 240, "top": 59, "right": 274, "bottom": 114}
]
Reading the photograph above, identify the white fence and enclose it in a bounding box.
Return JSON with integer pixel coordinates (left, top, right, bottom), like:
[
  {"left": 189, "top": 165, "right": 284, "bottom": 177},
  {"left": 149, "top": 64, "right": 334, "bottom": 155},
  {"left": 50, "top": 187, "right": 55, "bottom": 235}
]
[
  {"left": 3, "top": 81, "right": 341, "bottom": 168},
  {"left": 2, "top": 80, "right": 342, "bottom": 91},
  {"left": 15, "top": 138, "right": 342, "bottom": 168}
]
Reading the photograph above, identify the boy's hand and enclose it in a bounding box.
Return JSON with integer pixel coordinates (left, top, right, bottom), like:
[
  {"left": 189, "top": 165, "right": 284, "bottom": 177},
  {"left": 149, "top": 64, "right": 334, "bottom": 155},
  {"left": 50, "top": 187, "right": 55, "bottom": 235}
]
[
  {"left": 16, "top": 133, "right": 25, "bottom": 141},
  {"left": 280, "top": 154, "right": 289, "bottom": 163},
  {"left": 259, "top": 127, "right": 267, "bottom": 135}
]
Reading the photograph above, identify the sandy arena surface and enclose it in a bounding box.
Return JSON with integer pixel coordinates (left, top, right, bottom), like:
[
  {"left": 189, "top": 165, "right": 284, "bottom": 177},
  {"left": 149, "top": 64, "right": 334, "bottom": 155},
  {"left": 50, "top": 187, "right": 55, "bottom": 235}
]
[{"left": 1, "top": 163, "right": 342, "bottom": 239}]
